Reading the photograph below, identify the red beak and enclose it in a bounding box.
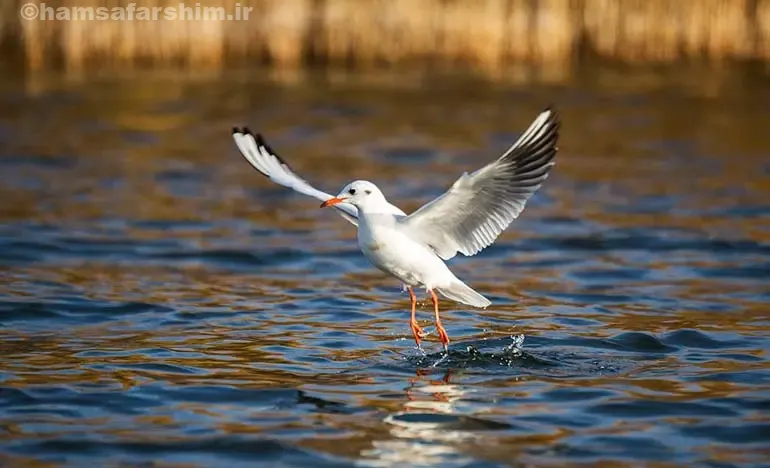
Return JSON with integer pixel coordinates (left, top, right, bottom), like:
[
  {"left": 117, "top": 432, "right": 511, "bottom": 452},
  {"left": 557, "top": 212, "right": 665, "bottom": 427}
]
[{"left": 320, "top": 197, "right": 345, "bottom": 208}]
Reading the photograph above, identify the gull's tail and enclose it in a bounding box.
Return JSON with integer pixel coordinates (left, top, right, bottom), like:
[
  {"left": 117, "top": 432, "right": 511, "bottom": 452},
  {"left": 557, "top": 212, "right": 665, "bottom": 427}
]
[{"left": 436, "top": 280, "right": 491, "bottom": 309}]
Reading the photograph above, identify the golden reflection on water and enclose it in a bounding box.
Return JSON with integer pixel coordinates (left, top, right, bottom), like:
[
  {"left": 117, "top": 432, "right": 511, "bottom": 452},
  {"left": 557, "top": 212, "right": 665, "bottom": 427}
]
[{"left": 0, "top": 66, "right": 769, "bottom": 466}]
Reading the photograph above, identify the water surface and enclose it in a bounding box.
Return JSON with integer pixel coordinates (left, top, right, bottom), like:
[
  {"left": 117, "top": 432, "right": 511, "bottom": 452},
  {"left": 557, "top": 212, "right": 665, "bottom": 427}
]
[{"left": 1, "top": 67, "right": 769, "bottom": 467}]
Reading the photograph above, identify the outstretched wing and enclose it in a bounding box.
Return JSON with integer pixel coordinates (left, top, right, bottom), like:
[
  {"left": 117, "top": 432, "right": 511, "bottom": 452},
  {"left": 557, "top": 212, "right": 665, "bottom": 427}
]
[
  {"left": 399, "top": 108, "right": 560, "bottom": 259},
  {"left": 232, "top": 129, "right": 359, "bottom": 226}
]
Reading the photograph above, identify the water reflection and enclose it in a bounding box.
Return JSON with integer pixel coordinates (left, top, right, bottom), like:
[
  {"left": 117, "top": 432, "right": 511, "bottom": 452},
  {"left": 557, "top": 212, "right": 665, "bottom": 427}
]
[{"left": 362, "top": 370, "right": 476, "bottom": 466}]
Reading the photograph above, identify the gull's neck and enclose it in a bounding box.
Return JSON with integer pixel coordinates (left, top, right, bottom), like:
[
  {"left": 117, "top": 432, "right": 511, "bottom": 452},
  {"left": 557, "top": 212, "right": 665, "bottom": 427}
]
[{"left": 355, "top": 197, "right": 399, "bottom": 222}]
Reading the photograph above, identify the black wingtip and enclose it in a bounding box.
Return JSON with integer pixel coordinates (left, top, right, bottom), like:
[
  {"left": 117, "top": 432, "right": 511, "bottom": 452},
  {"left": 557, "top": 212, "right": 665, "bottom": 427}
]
[
  {"left": 543, "top": 105, "right": 559, "bottom": 121},
  {"left": 249, "top": 133, "right": 291, "bottom": 167},
  {"left": 233, "top": 126, "right": 259, "bottom": 136},
  {"left": 254, "top": 134, "right": 275, "bottom": 154}
]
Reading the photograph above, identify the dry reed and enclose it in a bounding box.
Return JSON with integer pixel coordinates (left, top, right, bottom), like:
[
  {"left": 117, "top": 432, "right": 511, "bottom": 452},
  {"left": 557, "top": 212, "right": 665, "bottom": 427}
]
[{"left": 2, "top": 0, "right": 769, "bottom": 74}]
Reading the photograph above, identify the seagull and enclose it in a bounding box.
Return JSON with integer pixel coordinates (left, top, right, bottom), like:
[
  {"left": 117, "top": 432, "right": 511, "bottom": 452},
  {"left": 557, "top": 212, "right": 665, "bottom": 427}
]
[{"left": 232, "top": 108, "right": 559, "bottom": 352}]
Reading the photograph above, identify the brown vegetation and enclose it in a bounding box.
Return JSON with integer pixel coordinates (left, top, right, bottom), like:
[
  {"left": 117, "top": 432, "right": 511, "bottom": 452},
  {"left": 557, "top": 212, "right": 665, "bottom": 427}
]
[{"left": 2, "top": 0, "right": 769, "bottom": 74}]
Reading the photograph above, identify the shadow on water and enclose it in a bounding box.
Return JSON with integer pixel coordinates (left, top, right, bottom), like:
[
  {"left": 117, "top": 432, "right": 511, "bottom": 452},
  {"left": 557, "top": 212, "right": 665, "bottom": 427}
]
[{"left": 0, "top": 67, "right": 769, "bottom": 467}]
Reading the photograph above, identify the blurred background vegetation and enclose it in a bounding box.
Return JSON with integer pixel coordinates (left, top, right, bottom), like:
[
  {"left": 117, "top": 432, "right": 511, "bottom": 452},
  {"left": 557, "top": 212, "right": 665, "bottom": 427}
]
[{"left": 1, "top": 0, "right": 769, "bottom": 80}]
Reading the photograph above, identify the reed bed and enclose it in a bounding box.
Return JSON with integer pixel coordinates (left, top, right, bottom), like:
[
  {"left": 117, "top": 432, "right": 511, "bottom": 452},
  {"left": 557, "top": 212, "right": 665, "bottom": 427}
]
[{"left": 2, "top": 0, "right": 769, "bottom": 74}]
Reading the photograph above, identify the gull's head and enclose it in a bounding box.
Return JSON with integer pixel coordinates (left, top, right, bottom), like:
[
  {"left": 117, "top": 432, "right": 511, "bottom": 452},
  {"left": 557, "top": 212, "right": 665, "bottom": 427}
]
[{"left": 321, "top": 180, "right": 386, "bottom": 209}]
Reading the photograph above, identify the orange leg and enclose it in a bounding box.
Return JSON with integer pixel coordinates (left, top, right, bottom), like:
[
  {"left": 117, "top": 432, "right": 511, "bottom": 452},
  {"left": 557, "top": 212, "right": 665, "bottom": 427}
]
[
  {"left": 429, "top": 290, "right": 450, "bottom": 352},
  {"left": 408, "top": 287, "right": 425, "bottom": 347}
]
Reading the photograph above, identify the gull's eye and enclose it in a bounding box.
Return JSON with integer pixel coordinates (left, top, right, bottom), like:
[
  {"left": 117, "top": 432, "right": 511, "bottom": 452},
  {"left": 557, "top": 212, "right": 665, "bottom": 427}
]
[
  {"left": 348, "top": 188, "right": 356, "bottom": 195},
  {"left": 365, "top": 190, "right": 372, "bottom": 195}
]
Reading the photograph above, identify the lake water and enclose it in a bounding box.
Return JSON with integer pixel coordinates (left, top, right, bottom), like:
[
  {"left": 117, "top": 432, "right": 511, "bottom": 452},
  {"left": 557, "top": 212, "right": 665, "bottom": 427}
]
[{"left": 1, "top": 67, "right": 769, "bottom": 467}]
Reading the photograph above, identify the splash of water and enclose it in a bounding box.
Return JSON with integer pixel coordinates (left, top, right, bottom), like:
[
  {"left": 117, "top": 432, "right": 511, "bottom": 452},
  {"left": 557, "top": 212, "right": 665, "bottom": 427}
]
[
  {"left": 503, "top": 334, "right": 525, "bottom": 355},
  {"left": 405, "top": 333, "right": 529, "bottom": 368}
]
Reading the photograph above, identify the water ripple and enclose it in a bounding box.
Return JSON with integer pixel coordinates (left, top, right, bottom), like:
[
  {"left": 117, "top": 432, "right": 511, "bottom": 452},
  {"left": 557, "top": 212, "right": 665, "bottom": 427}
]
[{"left": 0, "top": 71, "right": 768, "bottom": 467}]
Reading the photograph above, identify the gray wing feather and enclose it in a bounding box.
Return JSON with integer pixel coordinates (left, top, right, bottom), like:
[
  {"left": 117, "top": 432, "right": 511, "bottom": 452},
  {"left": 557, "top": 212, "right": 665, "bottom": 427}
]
[
  {"left": 399, "top": 108, "right": 560, "bottom": 259},
  {"left": 232, "top": 129, "right": 359, "bottom": 226}
]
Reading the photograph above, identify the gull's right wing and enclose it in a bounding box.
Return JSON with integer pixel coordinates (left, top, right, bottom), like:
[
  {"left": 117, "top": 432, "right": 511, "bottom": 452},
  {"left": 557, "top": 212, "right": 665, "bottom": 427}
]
[
  {"left": 398, "top": 108, "right": 559, "bottom": 259},
  {"left": 232, "top": 129, "right": 359, "bottom": 226}
]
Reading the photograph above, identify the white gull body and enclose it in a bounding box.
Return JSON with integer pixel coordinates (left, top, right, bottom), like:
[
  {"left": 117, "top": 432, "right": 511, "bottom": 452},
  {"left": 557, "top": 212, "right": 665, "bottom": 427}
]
[
  {"left": 232, "top": 108, "right": 560, "bottom": 347},
  {"left": 353, "top": 186, "right": 481, "bottom": 306}
]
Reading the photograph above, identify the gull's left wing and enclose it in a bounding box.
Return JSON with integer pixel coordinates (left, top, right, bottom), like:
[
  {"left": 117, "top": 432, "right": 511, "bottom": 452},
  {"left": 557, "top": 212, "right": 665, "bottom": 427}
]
[{"left": 232, "top": 129, "right": 359, "bottom": 226}]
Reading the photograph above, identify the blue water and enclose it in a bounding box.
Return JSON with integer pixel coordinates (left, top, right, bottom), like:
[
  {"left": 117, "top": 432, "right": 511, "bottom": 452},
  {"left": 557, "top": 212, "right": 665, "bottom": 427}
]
[{"left": 0, "top": 69, "right": 769, "bottom": 467}]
